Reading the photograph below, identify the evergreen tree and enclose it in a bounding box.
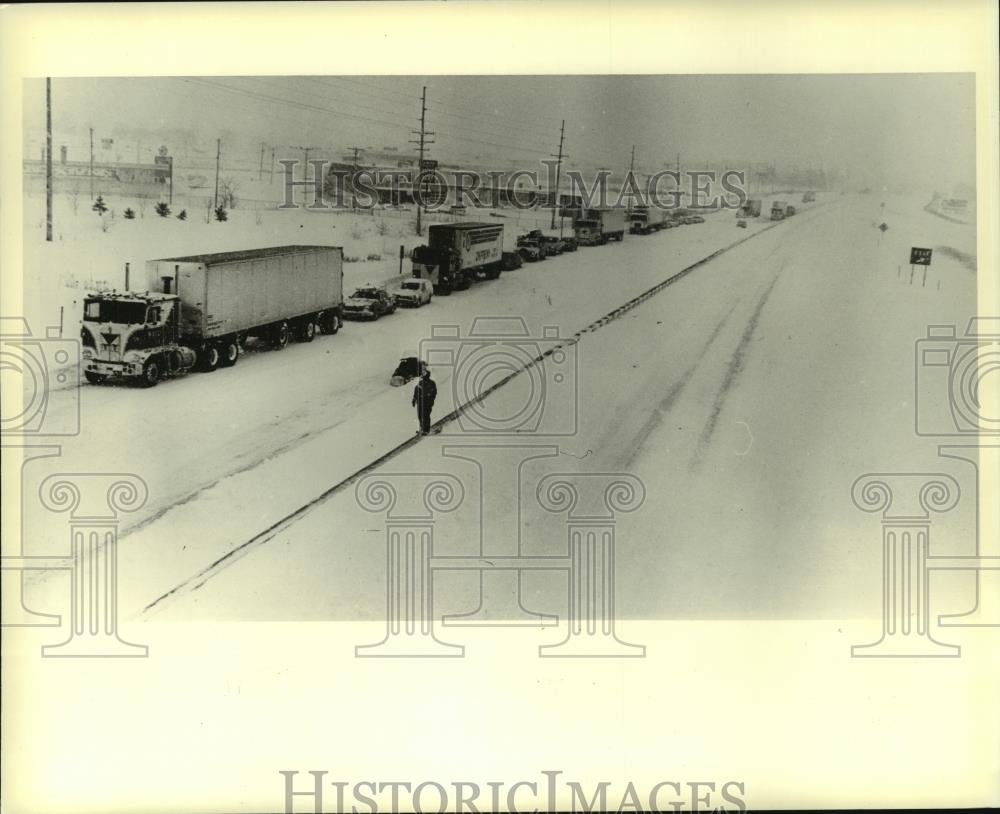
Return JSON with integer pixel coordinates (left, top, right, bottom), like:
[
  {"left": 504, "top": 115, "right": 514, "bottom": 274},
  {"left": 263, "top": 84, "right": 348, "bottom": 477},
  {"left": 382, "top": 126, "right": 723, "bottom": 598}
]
[
  {"left": 123, "top": 207, "right": 136, "bottom": 220},
  {"left": 154, "top": 202, "right": 171, "bottom": 217},
  {"left": 176, "top": 209, "right": 188, "bottom": 221},
  {"left": 92, "top": 195, "right": 108, "bottom": 215},
  {"left": 214, "top": 206, "right": 228, "bottom": 222}
]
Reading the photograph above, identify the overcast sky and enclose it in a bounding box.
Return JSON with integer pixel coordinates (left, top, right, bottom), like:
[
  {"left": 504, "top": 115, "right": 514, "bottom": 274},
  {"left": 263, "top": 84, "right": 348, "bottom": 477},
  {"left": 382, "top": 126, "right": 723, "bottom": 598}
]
[{"left": 24, "top": 74, "right": 975, "bottom": 190}]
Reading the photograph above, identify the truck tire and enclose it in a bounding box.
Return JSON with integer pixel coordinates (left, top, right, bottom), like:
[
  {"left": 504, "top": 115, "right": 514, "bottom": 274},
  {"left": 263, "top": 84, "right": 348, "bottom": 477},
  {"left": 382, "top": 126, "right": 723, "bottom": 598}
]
[
  {"left": 296, "top": 319, "right": 316, "bottom": 343},
  {"left": 484, "top": 266, "right": 501, "bottom": 280},
  {"left": 271, "top": 321, "right": 290, "bottom": 350},
  {"left": 200, "top": 344, "right": 220, "bottom": 372},
  {"left": 140, "top": 359, "right": 161, "bottom": 388},
  {"left": 84, "top": 371, "right": 107, "bottom": 385},
  {"left": 320, "top": 311, "right": 341, "bottom": 335},
  {"left": 219, "top": 339, "right": 239, "bottom": 368}
]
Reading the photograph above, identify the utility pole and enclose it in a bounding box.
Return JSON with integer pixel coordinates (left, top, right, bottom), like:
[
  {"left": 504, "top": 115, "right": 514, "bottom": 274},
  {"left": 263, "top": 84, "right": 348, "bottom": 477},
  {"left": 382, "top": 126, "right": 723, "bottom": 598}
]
[
  {"left": 89, "top": 127, "right": 94, "bottom": 201},
  {"left": 348, "top": 146, "right": 362, "bottom": 169},
  {"left": 45, "top": 78, "right": 52, "bottom": 242},
  {"left": 626, "top": 145, "right": 636, "bottom": 214},
  {"left": 213, "top": 137, "right": 221, "bottom": 211},
  {"left": 409, "top": 85, "right": 434, "bottom": 235},
  {"left": 290, "top": 145, "right": 320, "bottom": 206},
  {"left": 269, "top": 147, "right": 275, "bottom": 183},
  {"left": 258, "top": 142, "right": 265, "bottom": 181},
  {"left": 550, "top": 119, "right": 566, "bottom": 229}
]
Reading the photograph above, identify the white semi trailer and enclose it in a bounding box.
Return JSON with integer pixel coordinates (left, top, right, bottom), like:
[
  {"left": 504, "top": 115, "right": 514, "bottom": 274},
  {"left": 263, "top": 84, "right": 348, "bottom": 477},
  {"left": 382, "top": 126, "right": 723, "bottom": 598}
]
[
  {"left": 410, "top": 222, "right": 505, "bottom": 294},
  {"left": 81, "top": 245, "right": 344, "bottom": 387}
]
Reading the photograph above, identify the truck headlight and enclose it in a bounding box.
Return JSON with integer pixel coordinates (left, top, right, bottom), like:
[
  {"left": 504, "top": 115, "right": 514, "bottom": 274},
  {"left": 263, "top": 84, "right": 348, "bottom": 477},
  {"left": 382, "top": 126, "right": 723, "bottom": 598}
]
[{"left": 82, "top": 348, "right": 94, "bottom": 360}]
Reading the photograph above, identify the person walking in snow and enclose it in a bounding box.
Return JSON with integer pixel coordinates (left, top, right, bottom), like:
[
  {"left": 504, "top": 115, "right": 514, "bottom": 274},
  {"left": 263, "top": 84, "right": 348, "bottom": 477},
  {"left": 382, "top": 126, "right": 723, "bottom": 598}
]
[{"left": 412, "top": 368, "right": 437, "bottom": 435}]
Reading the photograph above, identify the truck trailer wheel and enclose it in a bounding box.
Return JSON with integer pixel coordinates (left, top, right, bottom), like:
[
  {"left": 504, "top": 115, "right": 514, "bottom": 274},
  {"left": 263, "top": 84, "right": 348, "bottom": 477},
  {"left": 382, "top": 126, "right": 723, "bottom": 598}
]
[
  {"left": 320, "top": 312, "right": 341, "bottom": 335},
  {"left": 296, "top": 319, "right": 316, "bottom": 343},
  {"left": 271, "top": 321, "right": 290, "bottom": 350},
  {"left": 200, "top": 344, "right": 220, "bottom": 372},
  {"left": 219, "top": 339, "right": 239, "bottom": 368},
  {"left": 84, "top": 371, "right": 107, "bottom": 385},
  {"left": 140, "top": 359, "right": 161, "bottom": 388}
]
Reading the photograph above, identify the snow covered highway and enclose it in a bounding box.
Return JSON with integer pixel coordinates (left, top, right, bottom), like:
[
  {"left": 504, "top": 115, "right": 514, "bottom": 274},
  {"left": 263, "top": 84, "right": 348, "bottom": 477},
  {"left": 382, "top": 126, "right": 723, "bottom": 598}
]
[{"left": 9, "top": 192, "right": 979, "bottom": 630}]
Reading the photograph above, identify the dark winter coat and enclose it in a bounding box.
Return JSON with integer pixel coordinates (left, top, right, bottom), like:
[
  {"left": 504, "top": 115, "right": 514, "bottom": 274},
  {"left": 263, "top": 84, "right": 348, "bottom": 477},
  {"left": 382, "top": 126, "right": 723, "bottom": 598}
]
[{"left": 412, "top": 377, "right": 437, "bottom": 409}]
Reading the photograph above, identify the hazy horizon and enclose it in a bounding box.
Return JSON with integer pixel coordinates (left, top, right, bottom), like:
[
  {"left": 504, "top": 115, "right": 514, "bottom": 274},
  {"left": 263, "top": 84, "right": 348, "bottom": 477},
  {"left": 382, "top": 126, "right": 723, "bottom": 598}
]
[{"left": 23, "top": 74, "right": 976, "bottom": 192}]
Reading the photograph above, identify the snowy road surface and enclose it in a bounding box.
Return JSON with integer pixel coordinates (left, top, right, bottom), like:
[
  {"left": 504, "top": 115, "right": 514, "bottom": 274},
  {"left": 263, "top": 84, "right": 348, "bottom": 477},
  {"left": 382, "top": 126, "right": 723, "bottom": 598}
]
[{"left": 10, "top": 193, "right": 979, "bottom": 625}]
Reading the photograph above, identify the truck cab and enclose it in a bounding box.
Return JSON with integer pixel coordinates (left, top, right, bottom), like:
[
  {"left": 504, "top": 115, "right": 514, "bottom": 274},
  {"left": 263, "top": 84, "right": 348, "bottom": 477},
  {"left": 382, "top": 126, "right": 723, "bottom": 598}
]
[{"left": 80, "top": 291, "right": 194, "bottom": 386}]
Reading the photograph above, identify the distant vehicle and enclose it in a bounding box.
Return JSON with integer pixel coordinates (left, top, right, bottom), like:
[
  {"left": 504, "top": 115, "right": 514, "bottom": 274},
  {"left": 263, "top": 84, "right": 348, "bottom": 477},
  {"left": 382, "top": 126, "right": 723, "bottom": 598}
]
[
  {"left": 516, "top": 238, "right": 545, "bottom": 262},
  {"left": 784, "top": 205, "right": 796, "bottom": 217},
  {"left": 500, "top": 251, "right": 523, "bottom": 270},
  {"left": 393, "top": 277, "right": 433, "bottom": 308},
  {"left": 736, "top": 219, "right": 748, "bottom": 228},
  {"left": 573, "top": 207, "right": 626, "bottom": 245},
  {"left": 690, "top": 215, "right": 705, "bottom": 224},
  {"left": 343, "top": 284, "right": 397, "bottom": 320},
  {"left": 560, "top": 236, "right": 579, "bottom": 252},
  {"left": 390, "top": 356, "right": 428, "bottom": 387},
  {"left": 770, "top": 201, "right": 787, "bottom": 221},
  {"left": 81, "top": 245, "right": 344, "bottom": 387},
  {"left": 411, "top": 222, "right": 505, "bottom": 293},
  {"left": 737, "top": 199, "right": 762, "bottom": 218},
  {"left": 802, "top": 191, "right": 816, "bottom": 203},
  {"left": 523, "top": 229, "right": 565, "bottom": 255},
  {"left": 628, "top": 205, "right": 668, "bottom": 235}
]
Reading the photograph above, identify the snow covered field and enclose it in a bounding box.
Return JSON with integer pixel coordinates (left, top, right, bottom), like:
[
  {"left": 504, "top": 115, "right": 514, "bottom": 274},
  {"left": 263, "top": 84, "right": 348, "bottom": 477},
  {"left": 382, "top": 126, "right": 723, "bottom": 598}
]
[{"left": 7, "top": 190, "right": 980, "bottom": 629}]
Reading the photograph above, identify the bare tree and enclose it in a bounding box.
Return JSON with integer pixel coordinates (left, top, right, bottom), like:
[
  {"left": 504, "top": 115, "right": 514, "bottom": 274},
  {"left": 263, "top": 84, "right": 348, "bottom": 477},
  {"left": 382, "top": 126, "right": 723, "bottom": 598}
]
[
  {"left": 218, "top": 176, "right": 241, "bottom": 209},
  {"left": 69, "top": 182, "right": 81, "bottom": 216}
]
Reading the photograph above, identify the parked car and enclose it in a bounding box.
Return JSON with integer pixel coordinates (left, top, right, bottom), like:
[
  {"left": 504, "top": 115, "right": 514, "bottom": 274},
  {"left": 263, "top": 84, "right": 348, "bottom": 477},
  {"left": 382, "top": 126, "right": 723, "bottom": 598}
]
[
  {"left": 343, "top": 284, "right": 397, "bottom": 320},
  {"left": 690, "top": 215, "right": 705, "bottom": 224},
  {"left": 393, "top": 278, "right": 433, "bottom": 307},
  {"left": 517, "top": 238, "right": 545, "bottom": 262},
  {"left": 501, "top": 250, "right": 524, "bottom": 270},
  {"left": 736, "top": 219, "right": 748, "bottom": 229},
  {"left": 390, "top": 356, "right": 428, "bottom": 387},
  {"left": 560, "top": 236, "right": 579, "bottom": 252}
]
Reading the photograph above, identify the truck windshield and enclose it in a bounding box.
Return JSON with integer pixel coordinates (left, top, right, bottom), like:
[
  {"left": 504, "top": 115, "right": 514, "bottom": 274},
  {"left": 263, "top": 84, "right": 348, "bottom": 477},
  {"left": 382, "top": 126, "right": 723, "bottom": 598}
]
[
  {"left": 353, "top": 289, "right": 379, "bottom": 300},
  {"left": 83, "top": 298, "right": 149, "bottom": 324}
]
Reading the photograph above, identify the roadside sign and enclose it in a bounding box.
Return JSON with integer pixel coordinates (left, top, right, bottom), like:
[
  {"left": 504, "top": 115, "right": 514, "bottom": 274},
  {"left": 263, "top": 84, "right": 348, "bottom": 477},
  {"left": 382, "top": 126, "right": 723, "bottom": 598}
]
[
  {"left": 910, "top": 247, "right": 932, "bottom": 266},
  {"left": 419, "top": 158, "right": 438, "bottom": 170}
]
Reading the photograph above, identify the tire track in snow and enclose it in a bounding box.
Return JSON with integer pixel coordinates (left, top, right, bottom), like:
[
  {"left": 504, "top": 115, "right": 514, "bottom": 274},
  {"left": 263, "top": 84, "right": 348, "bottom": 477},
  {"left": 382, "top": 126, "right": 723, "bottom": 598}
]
[
  {"left": 692, "top": 263, "right": 785, "bottom": 466},
  {"left": 618, "top": 301, "right": 740, "bottom": 469}
]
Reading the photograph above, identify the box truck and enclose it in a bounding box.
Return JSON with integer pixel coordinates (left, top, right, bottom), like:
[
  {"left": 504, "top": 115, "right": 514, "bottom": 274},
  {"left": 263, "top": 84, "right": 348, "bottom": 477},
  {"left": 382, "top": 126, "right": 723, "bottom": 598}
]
[
  {"left": 573, "top": 207, "right": 627, "bottom": 245},
  {"left": 81, "top": 245, "right": 344, "bottom": 387},
  {"left": 410, "top": 223, "right": 505, "bottom": 294},
  {"left": 628, "top": 205, "right": 668, "bottom": 235}
]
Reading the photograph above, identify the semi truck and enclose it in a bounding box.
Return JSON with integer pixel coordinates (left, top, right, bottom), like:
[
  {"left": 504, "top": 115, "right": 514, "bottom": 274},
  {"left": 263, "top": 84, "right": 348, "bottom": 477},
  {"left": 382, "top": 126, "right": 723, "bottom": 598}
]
[
  {"left": 573, "top": 207, "right": 627, "bottom": 245},
  {"left": 737, "top": 199, "right": 762, "bottom": 218},
  {"left": 628, "top": 205, "right": 668, "bottom": 235},
  {"left": 80, "top": 245, "right": 344, "bottom": 387},
  {"left": 770, "top": 201, "right": 787, "bottom": 221},
  {"left": 410, "top": 222, "right": 504, "bottom": 294}
]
